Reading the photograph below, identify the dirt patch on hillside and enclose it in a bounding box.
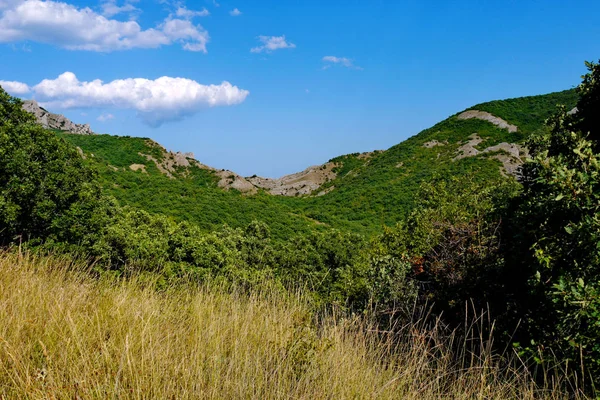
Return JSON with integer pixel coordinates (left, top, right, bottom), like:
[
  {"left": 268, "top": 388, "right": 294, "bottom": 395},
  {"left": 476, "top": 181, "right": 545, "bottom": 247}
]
[
  {"left": 316, "top": 186, "right": 335, "bottom": 196},
  {"left": 129, "top": 164, "right": 147, "bottom": 173},
  {"left": 457, "top": 110, "right": 518, "bottom": 133}
]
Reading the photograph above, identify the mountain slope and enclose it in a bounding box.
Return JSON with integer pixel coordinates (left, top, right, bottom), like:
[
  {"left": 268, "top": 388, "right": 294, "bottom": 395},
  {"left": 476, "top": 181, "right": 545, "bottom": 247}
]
[
  {"left": 292, "top": 89, "right": 578, "bottom": 230},
  {"left": 58, "top": 89, "right": 578, "bottom": 238}
]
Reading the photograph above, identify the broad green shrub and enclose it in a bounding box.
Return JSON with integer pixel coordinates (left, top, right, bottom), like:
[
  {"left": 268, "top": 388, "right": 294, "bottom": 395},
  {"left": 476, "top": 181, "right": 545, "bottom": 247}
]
[
  {"left": 573, "top": 61, "right": 600, "bottom": 145},
  {"left": 503, "top": 61, "right": 600, "bottom": 389},
  {"left": 0, "top": 87, "right": 106, "bottom": 246},
  {"left": 370, "top": 175, "right": 518, "bottom": 323},
  {"left": 0, "top": 86, "right": 35, "bottom": 126}
]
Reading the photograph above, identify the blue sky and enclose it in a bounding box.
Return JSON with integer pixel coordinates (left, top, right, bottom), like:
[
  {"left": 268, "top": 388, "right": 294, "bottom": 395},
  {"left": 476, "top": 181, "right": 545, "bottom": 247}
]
[{"left": 1, "top": 0, "right": 599, "bottom": 177}]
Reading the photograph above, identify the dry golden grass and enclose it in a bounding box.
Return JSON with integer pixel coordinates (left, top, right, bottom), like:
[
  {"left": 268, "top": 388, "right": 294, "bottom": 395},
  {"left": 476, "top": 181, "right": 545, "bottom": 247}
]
[{"left": 0, "top": 252, "right": 583, "bottom": 399}]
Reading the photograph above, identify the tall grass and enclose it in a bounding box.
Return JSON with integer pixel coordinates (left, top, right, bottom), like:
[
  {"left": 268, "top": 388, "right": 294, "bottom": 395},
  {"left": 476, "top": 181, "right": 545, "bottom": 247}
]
[{"left": 0, "top": 252, "right": 584, "bottom": 399}]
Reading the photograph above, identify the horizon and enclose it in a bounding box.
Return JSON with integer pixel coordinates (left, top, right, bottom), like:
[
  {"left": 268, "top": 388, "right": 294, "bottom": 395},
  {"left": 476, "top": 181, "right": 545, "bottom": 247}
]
[{"left": 1, "top": 0, "right": 599, "bottom": 177}]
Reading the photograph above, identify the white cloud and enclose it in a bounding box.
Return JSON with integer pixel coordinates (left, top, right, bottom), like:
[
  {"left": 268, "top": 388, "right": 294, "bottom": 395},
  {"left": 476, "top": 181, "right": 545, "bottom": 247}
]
[
  {"left": 251, "top": 35, "right": 295, "bottom": 53},
  {"left": 10, "top": 72, "right": 249, "bottom": 126},
  {"left": 0, "top": 80, "right": 30, "bottom": 94},
  {"left": 230, "top": 8, "right": 241, "bottom": 16},
  {"left": 101, "top": 0, "right": 138, "bottom": 18},
  {"left": 97, "top": 113, "right": 115, "bottom": 121},
  {"left": 0, "top": 0, "right": 209, "bottom": 52},
  {"left": 322, "top": 56, "right": 363, "bottom": 70},
  {"left": 175, "top": 6, "right": 209, "bottom": 19}
]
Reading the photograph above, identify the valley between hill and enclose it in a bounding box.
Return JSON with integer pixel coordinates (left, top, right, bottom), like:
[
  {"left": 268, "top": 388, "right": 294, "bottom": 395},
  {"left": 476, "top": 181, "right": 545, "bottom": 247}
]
[{"left": 58, "top": 89, "right": 578, "bottom": 238}]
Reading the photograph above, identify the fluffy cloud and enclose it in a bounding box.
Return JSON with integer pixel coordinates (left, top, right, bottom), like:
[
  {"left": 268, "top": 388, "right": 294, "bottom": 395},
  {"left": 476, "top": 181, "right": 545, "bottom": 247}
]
[
  {"left": 0, "top": 0, "right": 209, "bottom": 52},
  {"left": 5, "top": 72, "right": 249, "bottom": 126},
  {"left": 251, "top": 35, "right": 295, "bottom": 53},
  {"left": 0, "top": 80, "right": 31, "bottom": 94},
  {"left": 230, "top": 8, "right": 241, "bottom": 16},
  {"left": 322, "top": 56, "right": 363, "bottom": 70}
]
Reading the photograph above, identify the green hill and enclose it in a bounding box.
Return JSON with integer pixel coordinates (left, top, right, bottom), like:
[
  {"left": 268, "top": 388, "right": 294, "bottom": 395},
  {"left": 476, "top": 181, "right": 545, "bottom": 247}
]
[
  {"left": 59, "top": 89, "right": 577, "bottom": 239},
  {"left": 296, "top": 89, "right": 578, "bottom": 231}
]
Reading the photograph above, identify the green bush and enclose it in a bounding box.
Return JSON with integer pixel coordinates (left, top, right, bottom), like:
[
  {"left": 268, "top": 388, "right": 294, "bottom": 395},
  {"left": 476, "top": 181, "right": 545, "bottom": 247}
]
[
  {"left": 367, "top": 174, "right": 518, "bottom": 323},
  {"left": 0, "top": 87, "right": 106, "bottom": 246},
  {"left": 503, "top": 61, "right": 600, "bottom": 388}
]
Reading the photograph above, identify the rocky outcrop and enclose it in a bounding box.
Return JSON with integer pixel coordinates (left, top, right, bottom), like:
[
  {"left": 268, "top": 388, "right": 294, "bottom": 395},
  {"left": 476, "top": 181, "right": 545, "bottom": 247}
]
[
  {"left": 129, "top": 164, "right": 147, "bottom": 173},
  {"left": 216, "top": 171, "right": 258, "bottom": 194},
  {"left": 22, "top": 100, "right": 94, "bottom": 135},
  {"left": 138, "top": 150, "right": 200, "bottom": 180},
  {"left": 457, "top": 110, "right": 518, "bottom": 133},
  {"left": 451, "top": 111, "right": 525, "bottom": 176},
  {"left": 453, "top": 134, "right": 485, "bottom": 159},
  {"left": 423, "top": 140, "right": 447, "bottom": 148},
  {"left": 454, "top": 133, "right": 527, "bottom": 176},
  {"left": 245, "top": 151, "right": 378, "bottom": 197},
  {"left": 248, "top": 162, "right": 337, "bottom": 196}
]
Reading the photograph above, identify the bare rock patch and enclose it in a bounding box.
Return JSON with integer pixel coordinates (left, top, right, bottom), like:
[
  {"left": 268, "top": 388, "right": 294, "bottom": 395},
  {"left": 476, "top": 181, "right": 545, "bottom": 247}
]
[
  {"left": 457, "top": 110, "right": 518, "bottom": 133},
  {"left": 22, "top": 100, "right": 94, "bottom": 135},
  {"left": 248, "top": 162, "right": 337, "bottom": 196},
  {"left": 453, "top": 134, "right": 527, "bottom": 176},
  {"left": 423, "top": 140, "right": 447, "bottom": 148}
]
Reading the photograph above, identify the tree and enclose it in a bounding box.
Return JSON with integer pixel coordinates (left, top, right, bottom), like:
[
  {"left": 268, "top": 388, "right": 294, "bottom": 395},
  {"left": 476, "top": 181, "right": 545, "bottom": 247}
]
[
  {"left": 373, "top": 174, "right": 518, "bottom": 324},
  {"left": 573, "top": 61, "right": 600, "bottom": 145},
  {"left": 0, "top": 86, "right": 106, "bottom": 246},
  {"left": 0, "top": 85, "right": 35, "bottom": 126},
  {"left": 503, "top": 61, "right": 600, "bottom": 388}
]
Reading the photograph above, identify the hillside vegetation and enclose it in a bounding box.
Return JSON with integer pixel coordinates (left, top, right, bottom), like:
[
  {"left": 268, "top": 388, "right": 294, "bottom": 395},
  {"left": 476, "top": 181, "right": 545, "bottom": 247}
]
[
  {"left": 60, "top": 90, "right": 578, "bottom": 238},
  {"left": 58, "top": 133, "right": 325, "bottom": 240},
  {"left": 297, "top": 89, "right": 578, "bottom": 230}
]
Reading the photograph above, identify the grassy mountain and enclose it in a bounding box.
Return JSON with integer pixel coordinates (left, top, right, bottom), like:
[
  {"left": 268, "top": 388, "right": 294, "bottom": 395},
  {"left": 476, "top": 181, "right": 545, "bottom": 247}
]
[{"left": 59, "top": 89, "right": 578, "bottom": 239}]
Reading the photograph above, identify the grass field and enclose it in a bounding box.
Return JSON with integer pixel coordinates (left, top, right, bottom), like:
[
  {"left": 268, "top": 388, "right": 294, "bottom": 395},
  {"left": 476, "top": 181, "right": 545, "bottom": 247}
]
[{"left": 0, "top": 252, "right": 583, "bottom": 399}]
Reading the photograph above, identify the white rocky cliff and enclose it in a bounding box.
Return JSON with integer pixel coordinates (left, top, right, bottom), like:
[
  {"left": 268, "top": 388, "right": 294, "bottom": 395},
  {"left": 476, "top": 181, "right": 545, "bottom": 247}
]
[{"left": 22, "top": 100, "right": 94, "bottom": 135}]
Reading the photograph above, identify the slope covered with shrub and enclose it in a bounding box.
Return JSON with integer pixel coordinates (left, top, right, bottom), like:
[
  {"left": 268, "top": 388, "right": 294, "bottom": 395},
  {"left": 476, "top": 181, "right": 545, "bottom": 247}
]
[
  {"left": 296, "top": 89, "right": 578, "bottom": 230},
  {"left": 58, "top": 133, "right": 325, "bottom": 240},
  {"left": 59, "top": 90, "right": 577, "bottom": 238}
]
